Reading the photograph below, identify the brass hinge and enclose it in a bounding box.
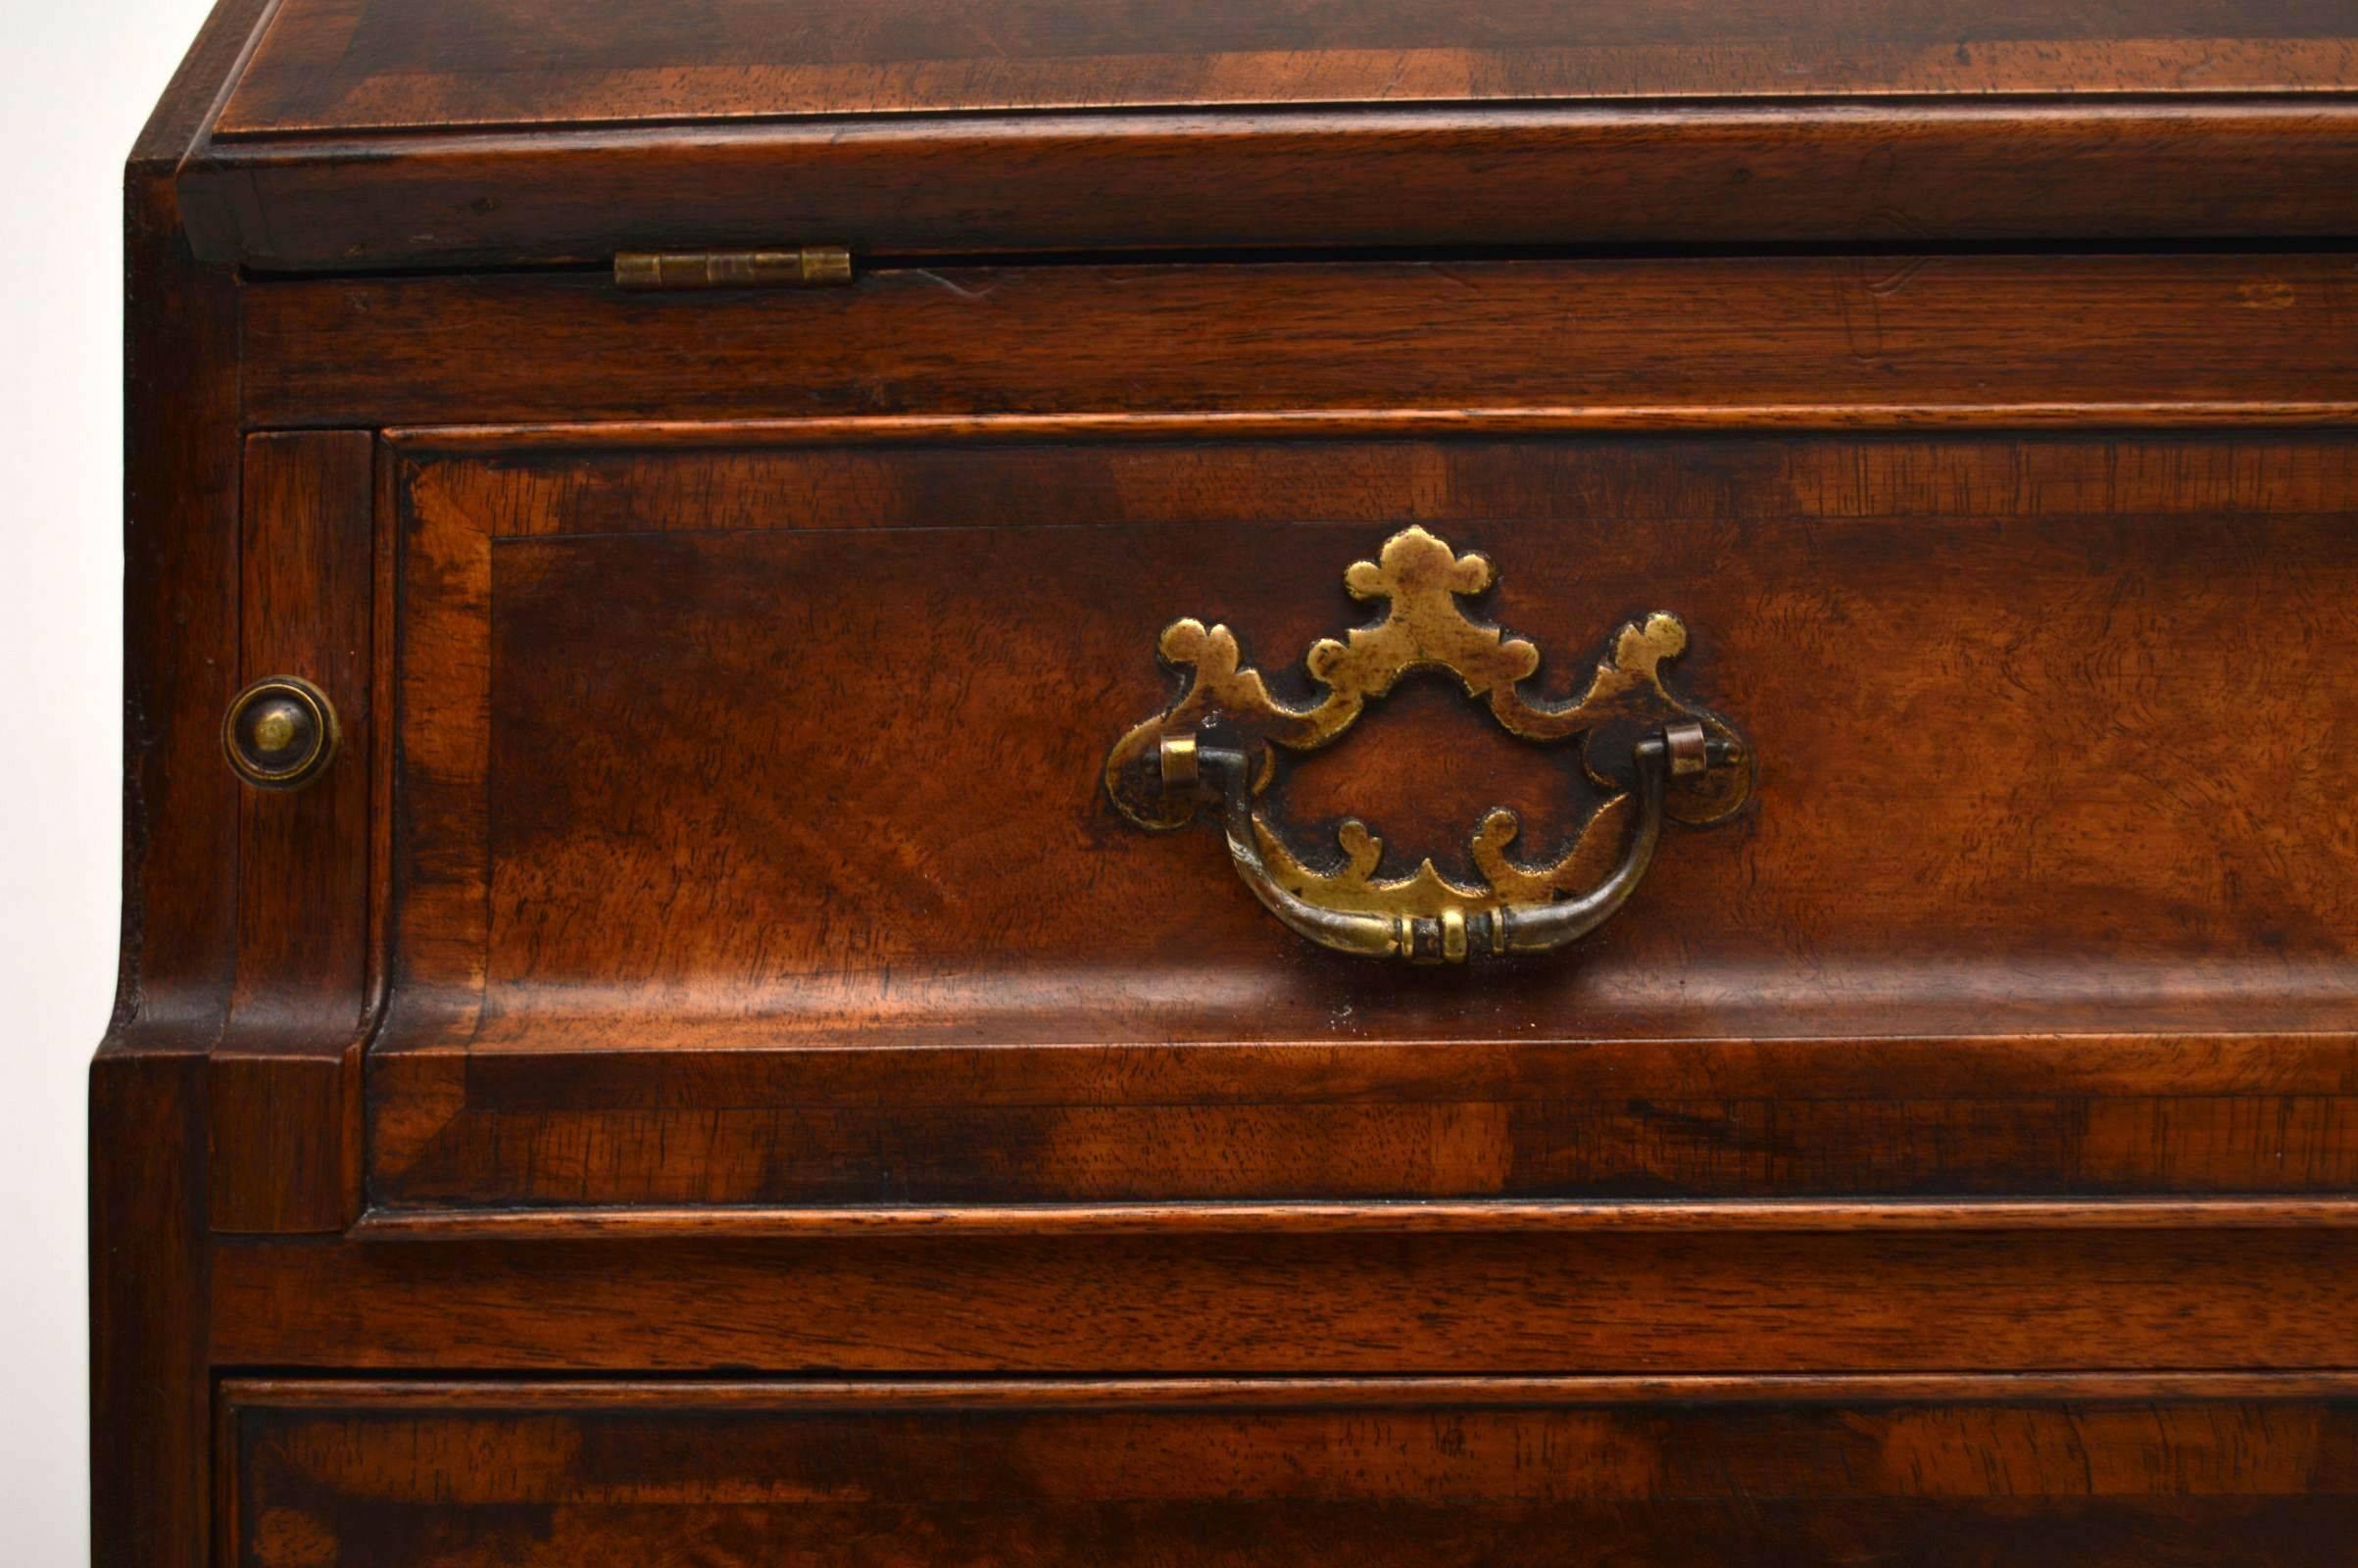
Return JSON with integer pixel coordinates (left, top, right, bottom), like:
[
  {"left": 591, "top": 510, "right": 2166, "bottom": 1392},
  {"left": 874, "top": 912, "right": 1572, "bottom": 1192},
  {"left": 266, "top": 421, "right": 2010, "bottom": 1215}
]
[{"left": 614, "top": 245, "right": 855, "bottom": 291}]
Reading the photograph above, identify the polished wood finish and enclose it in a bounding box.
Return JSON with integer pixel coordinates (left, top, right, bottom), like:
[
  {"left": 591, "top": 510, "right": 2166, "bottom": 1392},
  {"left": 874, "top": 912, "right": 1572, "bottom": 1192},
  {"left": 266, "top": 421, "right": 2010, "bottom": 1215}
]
[
  {"left": 365, "top": 431, "right": 2358, "bottom": 1207},
  {"left": 181, "top": 104, "right": 2358, "bottom": 270},
  {"left": 223, "top": 1377, "right": 2358, "bottom": 1567},
  {"left": 173, "top": 1, "right": 2358, "bottom": 267},
  {"left": 213, "top": 1228, "right": 2358, "bottom": 1374},
  {"left": 347, "top": 1197, "right": 2358, "bottom": 1240},
  {"left": 102, "top": 2, "right": 2358, "bottom": 1562},
  {"left": 246, "top": 254, "right": 2358, "bottom": 430},
  {"left": 211, "top": 431, "right": 373, "bottom": 1235},
  {"left": 220, "top": 0, "right": 2358, "bottom": 132},
  {"left": 98, "top": 4, "right": 281, "bottom": 1565}
]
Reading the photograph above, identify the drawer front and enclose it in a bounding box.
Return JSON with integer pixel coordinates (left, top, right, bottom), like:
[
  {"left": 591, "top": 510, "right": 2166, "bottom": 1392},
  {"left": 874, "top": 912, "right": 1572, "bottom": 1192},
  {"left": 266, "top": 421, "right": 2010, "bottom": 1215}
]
[
  {"left": 225, "top": 1378, "right": 2358, "bottom": 1566},
  {"left": 370, "top": 428, "right": 2358, "bottom": 1210}
]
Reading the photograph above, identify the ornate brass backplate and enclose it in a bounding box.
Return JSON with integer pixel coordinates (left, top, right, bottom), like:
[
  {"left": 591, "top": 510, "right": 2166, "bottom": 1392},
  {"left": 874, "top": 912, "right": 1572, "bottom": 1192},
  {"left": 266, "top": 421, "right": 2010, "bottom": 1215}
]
[{"left": 1105, "top": 527, "right": 1751, "bottom": 962}]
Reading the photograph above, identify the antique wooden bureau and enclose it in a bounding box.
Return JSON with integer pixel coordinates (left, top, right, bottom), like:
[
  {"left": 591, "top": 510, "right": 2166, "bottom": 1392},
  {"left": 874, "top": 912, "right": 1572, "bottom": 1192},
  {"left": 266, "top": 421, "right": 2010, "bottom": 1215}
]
[{"left": 95, "top": 2, "right": 2358, "bottom": 1563}]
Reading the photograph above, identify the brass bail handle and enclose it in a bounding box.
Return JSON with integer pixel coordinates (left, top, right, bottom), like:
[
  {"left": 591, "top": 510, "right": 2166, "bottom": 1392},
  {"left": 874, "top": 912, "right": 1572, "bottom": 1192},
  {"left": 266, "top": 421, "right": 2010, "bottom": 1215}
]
[
  {"left": 1103, "top": 527, "right": 1752, "bottom": 964},
  {"left": 1164, "top": 721, "right": 1736, "bottom": 963}
]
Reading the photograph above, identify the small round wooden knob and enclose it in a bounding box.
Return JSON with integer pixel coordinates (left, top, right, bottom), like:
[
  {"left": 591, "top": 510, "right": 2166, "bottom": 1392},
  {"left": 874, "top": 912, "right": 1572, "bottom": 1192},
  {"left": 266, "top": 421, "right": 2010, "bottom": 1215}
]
[{"left": 223, "top": 675, "right": 340, "bottom": 791}]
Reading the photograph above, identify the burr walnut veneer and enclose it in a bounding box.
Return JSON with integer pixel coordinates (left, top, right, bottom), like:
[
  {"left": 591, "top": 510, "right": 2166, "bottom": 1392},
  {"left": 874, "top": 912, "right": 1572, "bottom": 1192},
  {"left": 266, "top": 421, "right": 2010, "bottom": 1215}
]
[{"left": 100, "top": 2, "right": 2358, "bottom": 1563}]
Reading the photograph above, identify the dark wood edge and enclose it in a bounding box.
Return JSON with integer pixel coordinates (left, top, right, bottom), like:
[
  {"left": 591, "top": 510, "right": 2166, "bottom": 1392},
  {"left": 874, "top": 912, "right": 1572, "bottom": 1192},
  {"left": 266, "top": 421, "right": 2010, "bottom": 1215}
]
[
  {"left": 183, "top": 100, "right": 2358, "bottom": 270},
  {"left": 350, "top": 1196, "right": 2358, "bottom": 1242},
  {"left": 411, "top": 1030, "right": 2358, "bottom": 1100},
  {"left": 378, "top": 407, "right": 2358, "bottom": 452},
  {"left": 210, "top": 1368, "right": 238, "bottom": 1568},
  {"left": 367, "top": 439, "right": 396, "bottom": 1028},
  {"left": 110, "top": 0, "right": 276, "bottom": 1060},
  {"left": 129, "top": 0, "right": 283, "bottom": 174},
  {"left": 102, "top": 4, "right": 286, "bottom": 1563},
  {"left": 92, "top": 1056, "right": 210, "bottom": 1568},
  {"left": 214, "top": 1370, "right": 2358, "bottom": 1411},
  {"left": 208, "top": 89, "right": 2358, "bottom": 148},
  {"left": 200, "top": 97, "right": 2358, "bottom": 153}
]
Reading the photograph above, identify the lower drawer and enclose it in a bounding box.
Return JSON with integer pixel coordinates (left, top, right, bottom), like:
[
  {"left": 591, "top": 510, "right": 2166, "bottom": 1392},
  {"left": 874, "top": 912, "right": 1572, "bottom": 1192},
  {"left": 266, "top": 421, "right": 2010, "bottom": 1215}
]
[{"left": 224, "top": 1378, "right": 2358, "bottom": 1566}]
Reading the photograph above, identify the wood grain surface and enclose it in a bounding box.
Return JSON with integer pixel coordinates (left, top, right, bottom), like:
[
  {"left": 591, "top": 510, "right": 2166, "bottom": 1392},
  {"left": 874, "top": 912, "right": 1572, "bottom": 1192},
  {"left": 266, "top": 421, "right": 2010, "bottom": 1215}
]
[
  {"left": 221, "top": 1376, "right": 2358, "bottom": 1566},
  {"left": 219, "top": 0, "right": 2358, "bottom": 135},
  {"left": 245, "top": 255, "right": 2358, "bottom": 431},
  {"left": 96, "top": 1, "right": 282, "bottom": 1562},
  {"left": 181, "top": 102, "right": 2358, "bottom": 270},
  {"left": 212, "top": 1226, "right": 2358, "bottom": 1373},
  {"left": 99, "top": 6, "right": 2358, "bottom": 1561},
  {"left": 211, "top": 431, "right": 374, "bottom": 1236},
  {"left": 181, "top": 0, "right": 2358, "bottom": 268},
  {"left": 369, "top": 431, "right": 2358, "bottom": 1207}
]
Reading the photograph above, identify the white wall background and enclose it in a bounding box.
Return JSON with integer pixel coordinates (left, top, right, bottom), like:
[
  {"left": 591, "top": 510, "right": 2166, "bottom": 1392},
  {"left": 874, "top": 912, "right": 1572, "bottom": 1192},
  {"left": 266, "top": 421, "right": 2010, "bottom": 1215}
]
[{"left": 1, "top": 0, "right": 221, "bottom": 1558}]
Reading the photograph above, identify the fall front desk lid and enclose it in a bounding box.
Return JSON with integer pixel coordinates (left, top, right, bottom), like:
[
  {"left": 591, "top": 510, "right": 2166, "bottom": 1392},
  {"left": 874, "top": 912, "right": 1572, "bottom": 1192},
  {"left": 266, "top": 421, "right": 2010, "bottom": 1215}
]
[{"left": 178, "top": 0, "right": 2358, "bottom": 270}]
